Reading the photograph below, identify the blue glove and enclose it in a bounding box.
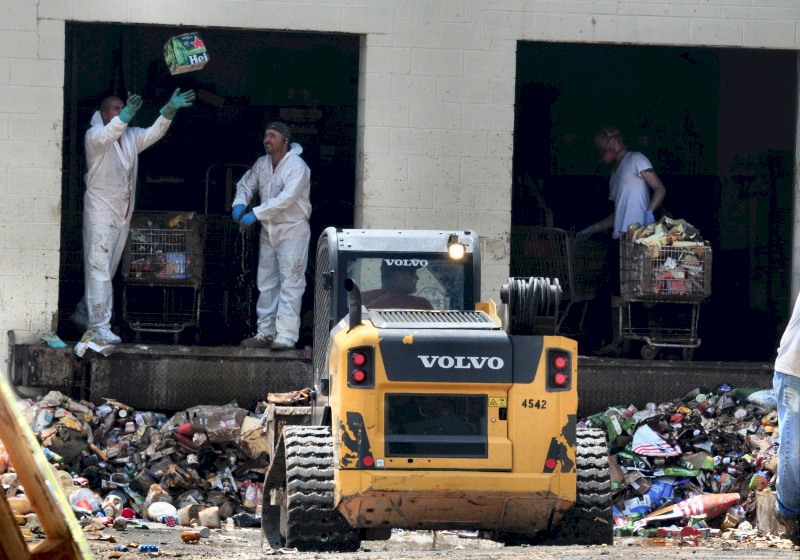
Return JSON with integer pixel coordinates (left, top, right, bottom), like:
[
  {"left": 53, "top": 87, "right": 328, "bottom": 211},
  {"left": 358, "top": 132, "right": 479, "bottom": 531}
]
[
  {"left": 118, "top": 93, "right": 142, "bottom": 123},
  {"left": 160, "top": 88, "right": 196, "bottom": 120},
  {"left": 577, "top": 225, "right": 594, "bottom": 239},
  {"left": 232, "top": 204, "right": 246, "bottom": 223},
  {"left": 644, "top": 210, "right": 655, "bottom": 225},
  {"left": 241, "top": 211, "right": 258, "bottom": 226}
]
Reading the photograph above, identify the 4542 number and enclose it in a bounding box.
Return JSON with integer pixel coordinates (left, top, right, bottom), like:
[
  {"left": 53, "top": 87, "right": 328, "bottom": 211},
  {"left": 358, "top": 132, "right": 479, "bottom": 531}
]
[{"left": 522, "top": 399, "right": 546, "bottom": 409}]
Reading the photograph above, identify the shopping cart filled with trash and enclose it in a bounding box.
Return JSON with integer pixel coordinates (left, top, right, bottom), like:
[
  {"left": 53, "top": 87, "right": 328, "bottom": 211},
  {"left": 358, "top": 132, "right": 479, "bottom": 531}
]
[
  {"left": 511, "top": 226, "right": 607, "bottom": 334},
  {"left": 619, "top": 219, "right": 712, "bottom": 360},
  {"left": 121, "top": 211, "right": 206, "bottom": 343}
]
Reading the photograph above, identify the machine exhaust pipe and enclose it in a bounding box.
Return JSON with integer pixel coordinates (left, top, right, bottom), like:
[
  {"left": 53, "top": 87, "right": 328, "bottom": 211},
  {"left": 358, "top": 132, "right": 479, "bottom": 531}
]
[{"left": 344, "top": 277, "right": 362, "bottom": 332}]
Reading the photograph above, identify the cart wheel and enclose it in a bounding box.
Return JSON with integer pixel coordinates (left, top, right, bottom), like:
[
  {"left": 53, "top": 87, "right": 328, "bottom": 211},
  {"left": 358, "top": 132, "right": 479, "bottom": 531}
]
[
  {"left": 640, "top": 345, "right": 659, "bottom": 360},
  {"left": 681, "top": 348, "right": 695, "bottom": 361}
]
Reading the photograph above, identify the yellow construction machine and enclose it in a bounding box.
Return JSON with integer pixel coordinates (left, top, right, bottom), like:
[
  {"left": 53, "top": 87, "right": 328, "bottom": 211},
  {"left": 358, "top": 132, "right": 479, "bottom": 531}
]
[{"left": 262, "top": 228, "right": 613, "bottom": 549}]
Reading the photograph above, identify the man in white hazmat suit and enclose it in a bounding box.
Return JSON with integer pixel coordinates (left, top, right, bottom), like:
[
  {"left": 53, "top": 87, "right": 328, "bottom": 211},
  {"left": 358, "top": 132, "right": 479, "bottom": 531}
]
[
  {"left": 232, "top": 122, "right": 311, "bottom": 350},
  {"left": 71, "top": 89, "right": 196, "bottom": 343}
]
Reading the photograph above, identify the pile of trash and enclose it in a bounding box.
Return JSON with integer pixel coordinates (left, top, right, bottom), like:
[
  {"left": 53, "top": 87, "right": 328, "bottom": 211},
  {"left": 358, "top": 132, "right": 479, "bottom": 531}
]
[
  {"left": 581, "top": 384, "right": 785, "bottom": 543},
  {"left": 0, "top": 390, "right": 295, "bottom": 535}
]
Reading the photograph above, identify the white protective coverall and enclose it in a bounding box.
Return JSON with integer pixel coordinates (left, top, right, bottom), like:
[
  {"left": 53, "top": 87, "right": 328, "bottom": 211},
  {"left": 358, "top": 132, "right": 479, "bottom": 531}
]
[
  {"left": 233, "top": 143, "right": 311, "bottom": 346},
  {"left": 74, "top": 111, "right": 172, "bottom": 330}
]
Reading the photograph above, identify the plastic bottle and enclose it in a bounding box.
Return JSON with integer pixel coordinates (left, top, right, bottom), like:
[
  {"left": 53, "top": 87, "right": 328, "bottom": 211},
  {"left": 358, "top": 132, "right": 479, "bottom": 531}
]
[
  {"left": 139, "top": 544, "right": 158, "bottom": 552},
  {"left": 102, "top": 490, "right": 125, "bottom": 518},
  {"left": 68, "top": 488, "right": 99, "bottom": 512}
]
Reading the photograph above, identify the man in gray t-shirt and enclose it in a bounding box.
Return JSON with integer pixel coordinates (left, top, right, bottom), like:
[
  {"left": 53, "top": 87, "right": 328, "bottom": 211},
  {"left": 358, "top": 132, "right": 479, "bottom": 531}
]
[
  {"left": 580, "top": 126, "right": 667, "bottom": 238},
  {"left": 578, "top": 126, "right": 667, "bottom": 353}
]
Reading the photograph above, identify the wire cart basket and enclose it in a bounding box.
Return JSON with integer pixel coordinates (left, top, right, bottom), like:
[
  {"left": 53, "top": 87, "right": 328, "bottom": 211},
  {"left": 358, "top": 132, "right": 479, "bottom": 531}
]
[
  {"left": 511, "top": 227, "right": 608, "bottom": 333},
  {"left": 619, "top": 237, "right": 712, "bottom": 360},
  {"left": 121, "top": 211, "right": 206, "bottom": 343}
]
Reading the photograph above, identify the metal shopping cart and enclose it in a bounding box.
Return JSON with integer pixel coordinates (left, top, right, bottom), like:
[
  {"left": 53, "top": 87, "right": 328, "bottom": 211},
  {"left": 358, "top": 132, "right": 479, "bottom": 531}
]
[
  {"left": 121, "top": 211, "right": 206, "bottom": 343},
  {"left": 510, "top": 226, "right": 608, "bottom": 334},
  {"left": 619, "top": 237, "right": 712, "bottom": 360}
]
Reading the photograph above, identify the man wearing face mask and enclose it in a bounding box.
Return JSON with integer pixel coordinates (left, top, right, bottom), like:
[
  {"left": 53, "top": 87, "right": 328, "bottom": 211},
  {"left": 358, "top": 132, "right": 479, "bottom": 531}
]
[{"left": 578, "top": 126, "right": 667, "bottom": 353}]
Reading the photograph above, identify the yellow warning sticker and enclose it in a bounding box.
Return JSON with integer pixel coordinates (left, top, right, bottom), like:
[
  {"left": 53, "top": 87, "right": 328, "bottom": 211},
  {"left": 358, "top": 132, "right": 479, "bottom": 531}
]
[{"left": 488, "top": 397, "right": 507, "bottom": 407}]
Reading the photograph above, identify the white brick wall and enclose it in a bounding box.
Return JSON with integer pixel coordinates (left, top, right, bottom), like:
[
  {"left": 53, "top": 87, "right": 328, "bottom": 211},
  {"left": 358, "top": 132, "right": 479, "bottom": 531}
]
[{"left": 0, "top": 0, "right": 798, "bottom": 368}]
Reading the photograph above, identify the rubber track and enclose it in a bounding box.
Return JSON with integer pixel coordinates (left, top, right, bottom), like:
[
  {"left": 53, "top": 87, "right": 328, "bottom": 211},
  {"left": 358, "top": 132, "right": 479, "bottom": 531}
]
[
  {"left": 282, "top": 425, "right": 361, "bottom": 551},
  {"left": 569, "top": 428, "right": 614, "bottom": 544}
]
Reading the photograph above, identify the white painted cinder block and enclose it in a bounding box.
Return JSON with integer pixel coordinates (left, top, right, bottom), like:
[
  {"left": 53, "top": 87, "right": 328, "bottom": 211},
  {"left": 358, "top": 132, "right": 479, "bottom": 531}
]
[
  {"left": 363, "top": 152, "right": 408, "bottom": 182},
  {"left": 638, "top": 16, "right": 693, "bottom": 44},
  {"left": 0, "top": 60, "right": 9, "bottom": 86},
  {"left": 410, "top": 102, "right": 462, "bottom": 130},
  {"left": 408, "top": 154, "right": 461, "bottom": 183},
  {"left": 434, "top": 129, "right": 488, "bottom": 157},
  {"left": 0, "top": 195, "right": 35, "bottom": 223},
  {"left": 531, "top": 13, "right": 591, "bottom": 41},
  {"left": 36, "top": 87, "right": 64, "bottom": 115},
  {"left": 363, "top": 99, "right": 410, "bottom": 128},
  {"left": 406, "top": 208, "right": 460, "bottom": 230},
  {"left": 10, "top": 59, "right": 64, "bottom": 87},
  {"left": 411, "top": 49, "right": 464, "bottom": 77},
  {"left": 462, "top": 209, "right": 510, "bottom": 242},
  {"left": 386, "top": 181, "right": 435, "bottom": 208},
  {"left": 36, "top": 140, "right": 64, "bottom": 168},
  {"left": 463, "top": 51, "right": 515, "bottom": 79},
  {"left": 433, "top": 184, "right": 488, "bottom": 211},
  {"left": 2, "top": 249, "right": 43, "bottom": 279},
  {"left": 461, "top": 157, "right": 511, "bottom": 185},
  {"left": 391, "top": 128, "right": 435, "bottom": 155},
  {"left": 232, "top": 2, "right": 290, "bottom": 29},
  {"left": 362, "top": 126, "right": 391, "bottom": 154},
  {"left": 71, "top": 0, "right": 127, "bottom": 24},
  {"left": 364, "top": 46, "right": 413, "bottom": 76},
  {"left": 37, "top": 0, "right": 71, "bottom": 21},
  {"left": 360, "top": 207, "right": 408, "bottom": 229},
  {"left": 0, "top": 31, "right": 39, "bottom": 59},
  {"left": 393, "top": 20, "right": 440, "bottom": 48},
  {"left": 462, "top": 103, "right": 514, "bottom": 132},
  {"left": 5, "top": 221, "right": 60, "bottom": 252},
  {"left": 0, "top": 141, "right": 38, "bottom": 167},
  {"left": 587, "top": 15, "right": 641, "bottom": 43},
  {"left": 439, "top": 22, "right": 482, "bottom": 50},
  {"left": 437, "top": 76, "right": 490, "bottom": 104},
  {"left": 340, "top": 5, "right": 394, "bottom": 34},
  {"left": 690, "top": 19, "right": 744, "bottom": 46},
  {"left": 8, "top": 166, "right": 62, "bottom": 196},
  {"left": 38, "top": 31, "right": 67, "bottom": 61},
  {"left": 361, "top": 179, "right": 389, "bottom": 207},
  {"left": 287, "top": 3, "right": 342, "bottom": 32},
  {"left": 391, "top": 75, "right": 438, "bottom": 102},
  {"left": 1, "top": 1, "right": 36, "bottom": 31},
  {"left": 743, "top": 19, "right": 796, "bottom": 48},
  {"left": 8, "top": 114, "right": 62, "bottom": 142}
]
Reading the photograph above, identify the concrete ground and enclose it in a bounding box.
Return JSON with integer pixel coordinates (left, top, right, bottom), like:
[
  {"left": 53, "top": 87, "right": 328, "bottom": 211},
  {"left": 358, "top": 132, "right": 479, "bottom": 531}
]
[{"left": 86, "top": 524, "right": 798, "bottom": 559}]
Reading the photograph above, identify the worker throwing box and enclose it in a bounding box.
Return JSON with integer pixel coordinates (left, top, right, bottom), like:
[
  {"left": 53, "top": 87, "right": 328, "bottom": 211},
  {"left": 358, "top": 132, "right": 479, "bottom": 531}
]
[
  {"left": 233, "top": 122, "right": 311, "bottom": 351},
  {"left": 71, "top": 89, "right": 195, "bottom": 344}
]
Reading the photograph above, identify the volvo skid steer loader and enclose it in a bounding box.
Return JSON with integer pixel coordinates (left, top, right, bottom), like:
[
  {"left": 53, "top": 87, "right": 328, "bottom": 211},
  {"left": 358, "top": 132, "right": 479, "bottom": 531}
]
[{"left": 262, "top": 228, "right": 613, "bottom": 550}]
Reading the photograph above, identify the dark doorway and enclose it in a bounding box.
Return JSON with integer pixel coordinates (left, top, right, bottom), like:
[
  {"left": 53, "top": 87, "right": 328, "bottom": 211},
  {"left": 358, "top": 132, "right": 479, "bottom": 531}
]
[
  {"left": 513, "top": 42, "right": 797, "bottom": 361},
  {"left": 60, "top": 23, "right": 359, "bottom": 347}
]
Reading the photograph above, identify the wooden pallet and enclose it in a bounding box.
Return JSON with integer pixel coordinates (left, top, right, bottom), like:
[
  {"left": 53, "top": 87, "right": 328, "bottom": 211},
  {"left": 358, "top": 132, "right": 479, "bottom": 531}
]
[{"left": 0, "top": 372, "right": 93, "bottom": 560}]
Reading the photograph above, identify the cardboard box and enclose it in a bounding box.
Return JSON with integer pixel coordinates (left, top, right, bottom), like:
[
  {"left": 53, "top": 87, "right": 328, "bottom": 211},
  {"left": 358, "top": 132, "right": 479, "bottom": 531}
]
[{"left": 164, "top": 33, "right": 209, "bottom": 75}]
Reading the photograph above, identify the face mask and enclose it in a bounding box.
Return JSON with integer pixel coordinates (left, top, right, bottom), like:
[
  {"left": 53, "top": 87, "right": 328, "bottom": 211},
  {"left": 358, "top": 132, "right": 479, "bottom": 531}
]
[{"left": 602, "top": 150, "right": 616, "bottom": 164}]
